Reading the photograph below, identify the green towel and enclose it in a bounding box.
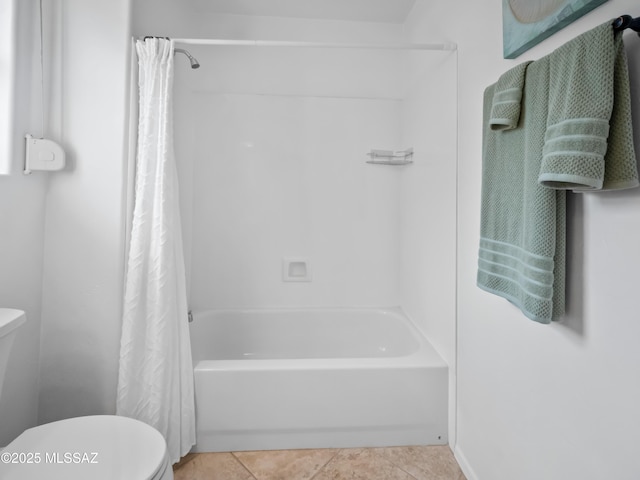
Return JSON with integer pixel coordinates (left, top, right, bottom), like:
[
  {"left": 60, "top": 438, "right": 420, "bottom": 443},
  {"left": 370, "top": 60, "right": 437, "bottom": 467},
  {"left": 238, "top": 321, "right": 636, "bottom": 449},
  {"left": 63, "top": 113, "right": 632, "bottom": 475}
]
[
  {"left": 540, "top": 22, "right": 639, "bottom": 191},
  {"left": 478, "top": 20, "right": 639, "bottom": 323},
  {"left": 489, "top": 61, "right": 531, "bottom": 131},
  {"left": 479, "top": 57, "right": 566, "bottom": 323}
]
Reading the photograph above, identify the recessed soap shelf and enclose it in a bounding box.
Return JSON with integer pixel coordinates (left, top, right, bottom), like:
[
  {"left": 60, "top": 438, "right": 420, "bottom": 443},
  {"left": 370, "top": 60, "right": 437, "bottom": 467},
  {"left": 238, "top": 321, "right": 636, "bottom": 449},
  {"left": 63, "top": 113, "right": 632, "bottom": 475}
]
[{"left": 366, "top": 148, "right": 413, "bottom": 165}]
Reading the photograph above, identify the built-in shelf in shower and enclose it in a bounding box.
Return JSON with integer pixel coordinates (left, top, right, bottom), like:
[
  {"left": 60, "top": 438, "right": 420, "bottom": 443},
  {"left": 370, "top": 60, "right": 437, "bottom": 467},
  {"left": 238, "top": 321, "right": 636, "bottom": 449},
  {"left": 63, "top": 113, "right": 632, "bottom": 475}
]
[{"left": 366, "top": 148, "right": 413, "bottom": 165}]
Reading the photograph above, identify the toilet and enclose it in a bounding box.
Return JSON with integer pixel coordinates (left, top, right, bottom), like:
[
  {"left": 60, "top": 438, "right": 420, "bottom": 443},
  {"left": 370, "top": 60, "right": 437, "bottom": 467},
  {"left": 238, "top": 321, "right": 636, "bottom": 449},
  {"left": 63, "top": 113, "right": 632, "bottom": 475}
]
[{"left": 0, "top": 309, "right": 173, "bottom": 480}]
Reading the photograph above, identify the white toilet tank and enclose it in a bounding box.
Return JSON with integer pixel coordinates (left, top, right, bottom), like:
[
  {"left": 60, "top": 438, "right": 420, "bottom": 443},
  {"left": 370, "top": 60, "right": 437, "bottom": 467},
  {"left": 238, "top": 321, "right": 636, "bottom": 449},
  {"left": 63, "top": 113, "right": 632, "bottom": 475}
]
[{"left": 0, "top": 309, "right": 26, "bottom": 400}]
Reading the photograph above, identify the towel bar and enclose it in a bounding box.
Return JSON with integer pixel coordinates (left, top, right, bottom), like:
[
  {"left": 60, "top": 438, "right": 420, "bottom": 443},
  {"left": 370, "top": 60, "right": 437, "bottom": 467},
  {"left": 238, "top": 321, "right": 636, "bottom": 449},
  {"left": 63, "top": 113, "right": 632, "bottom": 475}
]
[{"left": 612, "top": 15, "right": 640, "bottom": 35}]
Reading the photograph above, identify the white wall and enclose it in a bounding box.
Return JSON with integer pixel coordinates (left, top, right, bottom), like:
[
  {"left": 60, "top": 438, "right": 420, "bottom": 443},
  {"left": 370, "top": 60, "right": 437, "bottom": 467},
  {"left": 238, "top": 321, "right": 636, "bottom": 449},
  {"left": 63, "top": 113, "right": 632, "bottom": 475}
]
[
  {"left": 171, "top": 30, "right": 411, "bottom": 310},
  {"left": 0, "top": 0, "right": 47, "bottom": 446},
  {"left": 37, "top": 0, "right": 131, "bottom": 423},
  {"left": 133, "top": 0, "right": 404, "bottom": 44},
  {"left": 407, "top": 1, "right": 640, "bottom": 479}
]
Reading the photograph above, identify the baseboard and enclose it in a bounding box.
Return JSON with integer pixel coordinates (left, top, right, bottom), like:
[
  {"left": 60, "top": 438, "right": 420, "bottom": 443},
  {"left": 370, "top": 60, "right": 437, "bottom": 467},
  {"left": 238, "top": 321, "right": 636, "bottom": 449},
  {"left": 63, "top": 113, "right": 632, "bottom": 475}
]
[{"left": 454, "top": 444, "right": 479, "bottom": 480}]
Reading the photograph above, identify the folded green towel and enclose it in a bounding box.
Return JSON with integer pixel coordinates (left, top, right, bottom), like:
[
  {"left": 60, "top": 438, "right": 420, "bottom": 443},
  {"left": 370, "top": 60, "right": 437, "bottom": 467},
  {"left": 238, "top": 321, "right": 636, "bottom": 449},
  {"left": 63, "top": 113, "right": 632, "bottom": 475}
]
[
  {"left": 539, "top": 22, "right": 639, "bottom": 191},
  {"left": 490, "top": 61, "right": 531, "bottom": 131}
]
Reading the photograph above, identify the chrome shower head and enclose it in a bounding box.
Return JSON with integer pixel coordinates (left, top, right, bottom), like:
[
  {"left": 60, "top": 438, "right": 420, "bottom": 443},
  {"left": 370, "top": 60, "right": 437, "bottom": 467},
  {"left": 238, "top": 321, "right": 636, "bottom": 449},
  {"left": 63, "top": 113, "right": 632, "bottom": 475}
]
[{"left": 174, "top": 48, "right": 200, "bottom": 69}]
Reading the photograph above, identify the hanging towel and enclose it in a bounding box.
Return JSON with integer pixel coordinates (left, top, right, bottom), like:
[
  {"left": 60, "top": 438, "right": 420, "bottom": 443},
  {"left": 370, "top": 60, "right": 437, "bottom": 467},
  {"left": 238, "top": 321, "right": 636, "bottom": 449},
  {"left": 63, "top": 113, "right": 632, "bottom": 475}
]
[
  {"left": 478, "top": 20, "right": 639, "bottom": 323},
  {"left": 489, "top": 61, "right": 532, "bottom": 131},
  {"left": 540, "top": 21, "right": 639, "bottom": 191},
  {"left": 478, "top": 56, "right": 566, "bottom": 323}
]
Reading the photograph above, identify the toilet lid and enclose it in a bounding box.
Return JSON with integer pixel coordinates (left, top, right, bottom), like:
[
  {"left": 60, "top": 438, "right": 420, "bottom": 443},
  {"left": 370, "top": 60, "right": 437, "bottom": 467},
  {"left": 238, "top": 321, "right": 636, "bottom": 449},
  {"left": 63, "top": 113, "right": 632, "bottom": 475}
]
[{"left": 0, "top": 415, "right": 169, "bottom": 480}]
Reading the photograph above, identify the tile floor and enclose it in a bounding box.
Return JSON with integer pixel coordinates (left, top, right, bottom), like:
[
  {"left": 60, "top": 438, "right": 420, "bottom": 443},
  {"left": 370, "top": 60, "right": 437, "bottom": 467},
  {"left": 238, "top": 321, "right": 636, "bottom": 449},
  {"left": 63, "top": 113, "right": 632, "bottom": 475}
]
[{"left": 173, "top": 445, "right": 467, "bottom": 480}]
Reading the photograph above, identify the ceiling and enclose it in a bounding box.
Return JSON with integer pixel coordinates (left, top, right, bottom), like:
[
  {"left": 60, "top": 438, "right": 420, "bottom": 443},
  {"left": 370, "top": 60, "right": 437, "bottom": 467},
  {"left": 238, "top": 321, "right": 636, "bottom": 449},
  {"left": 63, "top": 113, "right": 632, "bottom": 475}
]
[{"left": 189, "top": 0, "right": 418, "bottom": 24}]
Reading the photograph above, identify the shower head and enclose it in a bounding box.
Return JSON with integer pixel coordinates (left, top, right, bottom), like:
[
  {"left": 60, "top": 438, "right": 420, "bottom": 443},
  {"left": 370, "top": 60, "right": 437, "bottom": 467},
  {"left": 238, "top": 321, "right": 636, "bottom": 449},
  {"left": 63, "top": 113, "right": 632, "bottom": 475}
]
[{"left": 174, "top": 48, "right": 200, "bottom": 69}]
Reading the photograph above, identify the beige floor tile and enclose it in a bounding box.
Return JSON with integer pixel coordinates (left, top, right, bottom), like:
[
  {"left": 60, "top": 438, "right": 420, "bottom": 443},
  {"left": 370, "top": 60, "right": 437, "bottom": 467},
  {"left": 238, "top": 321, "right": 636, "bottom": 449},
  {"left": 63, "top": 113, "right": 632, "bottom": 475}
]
[
  {"left": 315, "top": 448, "right": 413, "bottom": 480},
  {"left": 173, "top": 452, "right": 255, "bottom": 480},
  {"left": 233, "top": 449, "right": 339, "bottom": 480},
  {"left": 372, "top": 446, "right": 464, "bottom": 480},
  {"left": 174, "top": 453, "right": 198, "bottom": 470}
]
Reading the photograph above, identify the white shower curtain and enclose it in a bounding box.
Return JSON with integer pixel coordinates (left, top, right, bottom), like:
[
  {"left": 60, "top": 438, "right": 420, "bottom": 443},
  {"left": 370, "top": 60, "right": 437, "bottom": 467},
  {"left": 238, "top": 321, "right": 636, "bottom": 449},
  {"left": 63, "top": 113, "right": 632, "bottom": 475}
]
[{"left": 117, "top": 37, "right": 195, "bottom": 464}]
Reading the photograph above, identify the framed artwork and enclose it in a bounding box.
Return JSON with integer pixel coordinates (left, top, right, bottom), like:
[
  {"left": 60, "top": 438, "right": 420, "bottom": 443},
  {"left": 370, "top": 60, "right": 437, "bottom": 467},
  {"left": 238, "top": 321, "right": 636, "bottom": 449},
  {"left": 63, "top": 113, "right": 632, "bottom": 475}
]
[{"left": 502, "top": 0, "right": 609, "bottom": 58}]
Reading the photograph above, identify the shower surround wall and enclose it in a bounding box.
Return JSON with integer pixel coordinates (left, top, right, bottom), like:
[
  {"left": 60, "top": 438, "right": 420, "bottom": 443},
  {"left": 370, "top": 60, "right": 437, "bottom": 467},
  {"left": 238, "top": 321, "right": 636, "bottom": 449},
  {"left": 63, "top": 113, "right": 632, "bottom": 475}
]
[
  {"left": 399, "top": 51, "right": 457, "bottom": 440},
  {"left": 173, "top": 43, "right": 456, "bottom": 325},
  {"left": 179, "top": 64, "right": 403, "bottom": 310}
]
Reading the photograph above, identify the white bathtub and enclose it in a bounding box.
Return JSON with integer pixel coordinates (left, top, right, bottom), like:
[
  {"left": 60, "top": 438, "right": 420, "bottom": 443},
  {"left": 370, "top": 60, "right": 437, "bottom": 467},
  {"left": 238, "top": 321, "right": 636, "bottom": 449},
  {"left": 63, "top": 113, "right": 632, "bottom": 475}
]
[{"left": 190, "top": 307, "right": 448, "bottom": 452}]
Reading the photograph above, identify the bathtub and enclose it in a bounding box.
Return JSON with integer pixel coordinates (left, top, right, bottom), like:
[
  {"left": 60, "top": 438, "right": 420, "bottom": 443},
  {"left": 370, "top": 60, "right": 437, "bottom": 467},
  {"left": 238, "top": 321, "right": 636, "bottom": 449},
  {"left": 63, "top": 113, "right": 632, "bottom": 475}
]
[{"left": 189, "top": 307, "right": 448, "bottom": 452}]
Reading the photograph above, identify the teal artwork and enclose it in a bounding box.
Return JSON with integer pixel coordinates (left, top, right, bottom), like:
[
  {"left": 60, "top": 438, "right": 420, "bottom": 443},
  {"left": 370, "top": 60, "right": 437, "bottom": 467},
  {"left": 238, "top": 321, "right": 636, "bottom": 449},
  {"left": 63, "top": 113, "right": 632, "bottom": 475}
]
[{"left": 503, "top": 0, "right": 609, "bottom": 58}]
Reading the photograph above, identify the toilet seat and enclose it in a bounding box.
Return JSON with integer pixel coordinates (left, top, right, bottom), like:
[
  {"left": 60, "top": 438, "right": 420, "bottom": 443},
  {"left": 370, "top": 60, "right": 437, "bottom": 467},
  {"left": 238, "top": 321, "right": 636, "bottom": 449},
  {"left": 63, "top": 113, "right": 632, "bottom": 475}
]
[{"left": 0, "top": 415, "right": 172, "bottom": 480}]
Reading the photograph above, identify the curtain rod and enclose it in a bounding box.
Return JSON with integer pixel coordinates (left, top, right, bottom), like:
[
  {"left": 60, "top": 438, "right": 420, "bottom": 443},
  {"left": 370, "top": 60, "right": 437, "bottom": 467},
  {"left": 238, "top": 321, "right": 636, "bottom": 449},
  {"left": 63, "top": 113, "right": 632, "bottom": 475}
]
[{"left": 171, "top": 38, "right": 457, "bottom": 51}]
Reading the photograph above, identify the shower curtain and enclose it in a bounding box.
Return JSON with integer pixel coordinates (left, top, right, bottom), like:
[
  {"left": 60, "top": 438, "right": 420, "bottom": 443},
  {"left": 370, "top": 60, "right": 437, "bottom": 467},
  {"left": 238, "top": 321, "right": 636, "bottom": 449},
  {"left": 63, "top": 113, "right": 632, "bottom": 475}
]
[{"left": 117, "top": 37, "right": 195, "bottom": 464}]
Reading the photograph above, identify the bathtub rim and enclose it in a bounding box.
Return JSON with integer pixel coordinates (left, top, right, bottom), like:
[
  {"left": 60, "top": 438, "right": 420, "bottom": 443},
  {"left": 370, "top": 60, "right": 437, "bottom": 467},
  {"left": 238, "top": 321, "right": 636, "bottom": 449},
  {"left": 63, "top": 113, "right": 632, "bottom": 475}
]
[{"left": 190, "top": 306, "right": 447, "bottom": 369}]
